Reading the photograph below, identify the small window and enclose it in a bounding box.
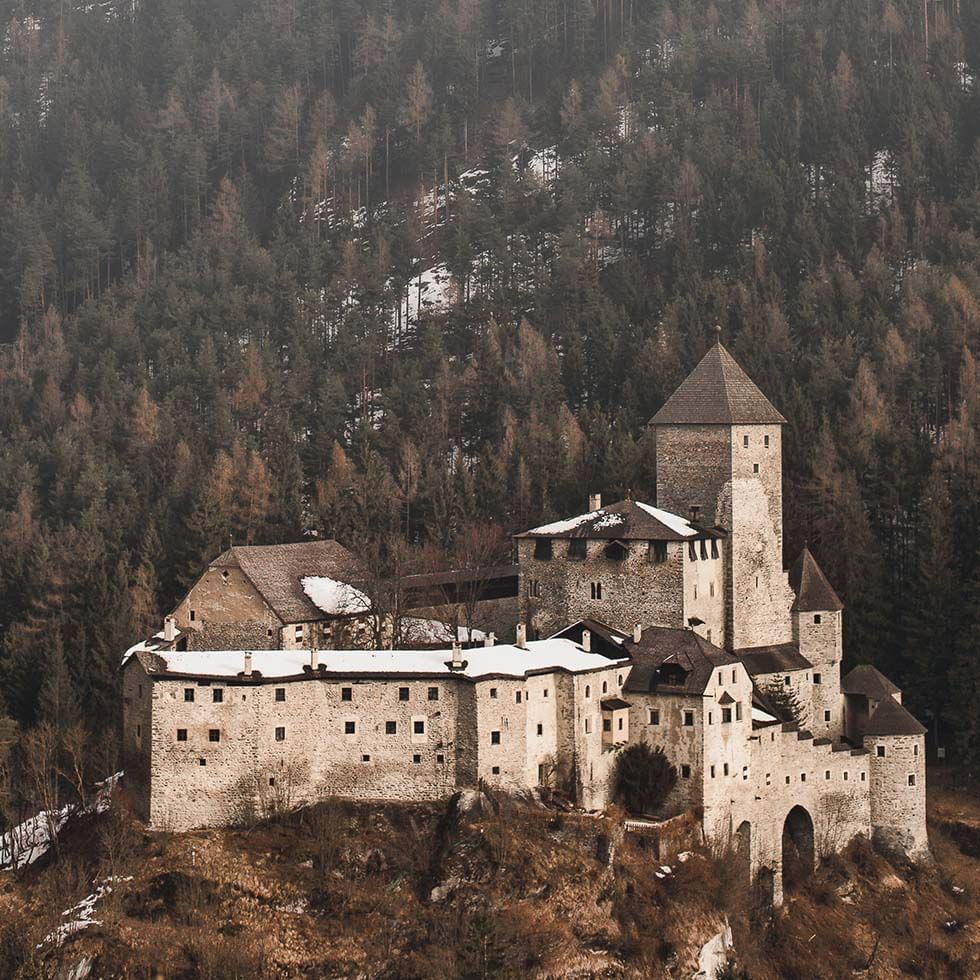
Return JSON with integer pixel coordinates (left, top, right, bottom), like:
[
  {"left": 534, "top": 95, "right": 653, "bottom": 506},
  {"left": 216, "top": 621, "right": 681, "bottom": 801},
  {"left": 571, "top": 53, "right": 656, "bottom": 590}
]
[
  {"left": 516, "top": 691, "right": 522, "bottom": 704},
  {"left": 537, "top": 723, "right": 543, "bottom": 736},
  {"left": 413, "top": 754, "right": 422, "bottom": 764},
  {"left": 743, "top": 767, "right": 749, "bottom": 780},
  {"left": 861, "top": 771, "right": 866, "bottom": 781},
  {"left": 345, "top": 721, "right": 356, "bottom": 734},
  {"left": 681, "top": 764, "right": 691, "bottom": 778},
  {"left": 650, "top": 540, "right": 668, "bottom": 564},
  {"left": 177, "top": 729, "right": 187, "bottom": 742},
  {"left": 604, "top": 540, "right": 629, "bottom": 561},
  {"left": 436, "top": 754, "right": 444, "bottom": 763},
  {"left": 138, "top": 684, "right": 143, "bottom": 698},
  {"left": 694, "top": 584, "right": 698, "bottom": 600},
  {"left": 491, "top": 731, "right": 501, "bottom": 744},
  {"left": 269, "top": 777, "right": 276, "bottom": 787},
  {"left": 709, "top": 581, "right": 715, "bottom": 597},
  {"left": 814, "top": 614, "right": 822, "bottom": 624},
  {"left": 385, "top": 721, "right": 397, "bottom": 735},
  {"left": 649, "top": 709, "right": 660, "bottom": 725},
  {"left": 683, "top": 710, "right": 694, "bottom": 727},
  {"left": 568, "top": 538, "right": 587, "bottom": 560},
  {"left": 824, "top": 710, "right": 831, "bottom": 722},
  {"left": 489, "top": 687, "right": 497, "bottom": 699},
  {"left": 222, "top": 570, "right": 229, "bottom": 580},
  {"left": 362, "top": 754, "right": 370, "bottom": 763},
  {"left": 414, "top": 720, "right": 425, "bottom": 735},
  {"left": 184, "top": 689, "right": 195, "bottom": 702},
  {"left": 825, "top": 770, "right": 831, "bottom": 780},
  {"left": 275, "top": 688, "right": 286, "bottom": 702},
  {"left": 914, "top": 744, "right": 919, "bottom": 756},
  {"left": 814, "top": 672, "right": 822, "bottom": 685},
  {"left": 534, "top": 538, "right": 553, "bottom": 560},
  {"left": 585, "top": 718, "right": 591, "bottom": 734},
  {"left": 590, "top": 581, "right": 603, "bottom": 600},
  {"left": 275, "top": 726, "right": 285, "bottom": 741},
  {"left": 544, "top": 688, "right": 550, "bottom": 698},
  {"left": 585, "top": 685, "right": 591, "bottom": 698},
  {"left": 732, "top": 670, "right": 736, "bottom": 683},
  {"left": 722, "top": 707, "right": 732, "bottom": 723},
  {"left": 190, "top": 610, "right": 196, "bottom": 622},
  {"left": 717, "top": 672, "right": 723, "bottom": 686},
  {"left": 800, "top": 772, "right": 806, "bottom": 782},
  {"left": 199, "top": 758, "right": 206, "bottom": 766},
  {"left": 711, "top": 539, "right": 719, "bottom": 559},
  {"left": 213, "top": 689, "right": 223, "bottom": 703},
  {"left": 208, "top": 729, "right": 220, "bottom": 742},
  {"left": 877, "top": 745, "right": 886, "bottom": 757},
  {"left": 784, "top": 676, "right": 791, "bottom": 687},
  {"left": 689, "top": 541, "right": 697, "bottom": 561},
  {"left": 708, "top": 711, "right": 713, "bottom": 724},
  {"left": 617, "top": 717, "right": 624, "bottom": 731},
  {"left": 753, "top": 463, "right": 760, "bottom": 474},
  {"left": 710, "top": 765, "right": 716, "bottom": 778},
  {"left": 295, "top": 625, "right": 303, "bottom": 638},
  {"left": 724, "top": 763, "right": 730, "bottom": 776},
  {"left": 736, "top": 702, "right": 742, "bottom": 721},
  {"left": 491, "top": 766, "right": 500, "bottom": 775},
  {"left": 743, "top": 435, "right": 749, "bottom": 447},
  {"left": 843, "top": 771, "right": 849, "bottom": 781},
  {"left": 136, "top": 724, "right": 141, "bottom": 737},
  {"left": 399, "top": 687, "right": 410, "bottom": 701},
  {"left": 602, "top": 681, "right": 608, "bottom": 694},
  {"left": 341, "top": 687, "right": 352, "bottom": 701},
  {"left": 428, "top": 687, "right": 439, "bottom": 701},
  {"left": 602, "top": 718, "right": 612, "bottom": 732},
  {"left": 908, "top": 774, "right": 916, "bottom": 787},
  {"left": 764, "top": 435, "right": 770, "bottom": 448}
]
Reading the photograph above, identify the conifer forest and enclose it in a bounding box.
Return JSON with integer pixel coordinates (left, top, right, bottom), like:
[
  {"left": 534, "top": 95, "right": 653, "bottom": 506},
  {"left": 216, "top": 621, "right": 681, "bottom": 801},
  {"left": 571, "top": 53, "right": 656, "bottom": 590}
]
[{"left": 0, "top": 0, "right": 979, "bottom": 766}]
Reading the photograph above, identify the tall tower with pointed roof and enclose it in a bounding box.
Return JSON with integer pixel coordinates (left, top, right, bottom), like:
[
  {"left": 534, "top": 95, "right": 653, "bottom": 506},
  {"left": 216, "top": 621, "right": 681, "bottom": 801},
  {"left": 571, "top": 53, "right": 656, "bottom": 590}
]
[{"left": 650, "top": 338, "right": 795, "bottom": 650}]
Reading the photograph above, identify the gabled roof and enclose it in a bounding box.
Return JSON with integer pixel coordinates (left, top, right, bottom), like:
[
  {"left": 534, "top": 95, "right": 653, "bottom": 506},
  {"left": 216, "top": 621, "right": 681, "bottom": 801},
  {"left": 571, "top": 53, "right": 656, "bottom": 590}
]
[
  {"left": 789, "top": 546, "right": 844, "bottom": 613},
  {"left": 841, "top": 664, "right": 901, "bottom": 700},
  {"left": 212, "top": 541, "right": 358, "bottom": 624},
  {"left": 517, "top": 499, "right": 722, "bottom": 542},
  {"left": 549, "top": 619, "right": 631, "bottom": 659},
  {"left": 738, "top": 642, "right": 812, "bottom": 676},
  {"left": 623, "top": 627, "right": 738, "bottom": 697},
  {"left": 650, "top": 342, "right": 786, "bottom": 426},
  {"left": 864, "top": 697, "right": 927, "bottom": 736}
]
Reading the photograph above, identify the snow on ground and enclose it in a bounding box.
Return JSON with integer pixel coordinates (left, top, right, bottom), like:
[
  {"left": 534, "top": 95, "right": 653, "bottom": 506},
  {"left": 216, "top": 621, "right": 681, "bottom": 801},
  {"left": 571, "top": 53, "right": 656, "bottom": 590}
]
[
  {"left": 390, "top": 262, "right": 456, "bottom": 332},
  {"left": 692, "top": 917, "right": 734, "bottom": 979},
  {"left": 485, "top": 39, "right": 505, "bottom": 59},
  {"left": 867, "top": 149, "right": 895, "bottom": 209},
  {"left": 38, "top": 876, "right": 133, "bottom": 949},
  {"left": 401, "top": 617, "right": 486, "bottom": 646},
  {"left": 956, "top": 62, "right": 976, "bottom": 92},
  {"left": 301, "top": 576, "right": 370, "bottom": 616}
]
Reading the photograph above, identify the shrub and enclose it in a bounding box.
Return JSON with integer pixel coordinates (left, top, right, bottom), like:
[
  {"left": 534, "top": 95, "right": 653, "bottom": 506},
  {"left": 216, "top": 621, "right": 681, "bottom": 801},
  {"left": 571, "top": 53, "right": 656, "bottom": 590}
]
[{"left": 614, "top": 744, "right": 677, "bottom": 816}]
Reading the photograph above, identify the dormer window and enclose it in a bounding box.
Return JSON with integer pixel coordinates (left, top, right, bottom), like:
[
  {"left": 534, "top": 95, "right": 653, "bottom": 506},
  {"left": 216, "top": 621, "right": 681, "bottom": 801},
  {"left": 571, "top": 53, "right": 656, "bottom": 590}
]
[
  {"left": 603, "top": 540, "right": 629, "bottom": 561},
  {"left": 568, "top": 538, "right": 587, "bottom": 560},
  {"left": 649, "top": 541, "right": 668, "bottom": 564},
  {"left": 534, "top": 539, "right": 553, "bottom": 561},
  {"left": 658, "top": 664, "right": 687, "bottom": 687}
]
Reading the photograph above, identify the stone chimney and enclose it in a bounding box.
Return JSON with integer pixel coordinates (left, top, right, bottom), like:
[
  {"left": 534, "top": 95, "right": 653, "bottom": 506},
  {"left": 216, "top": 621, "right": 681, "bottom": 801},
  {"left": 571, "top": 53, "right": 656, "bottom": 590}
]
[
  {"left": 163, "top": 615, "right": 177, "bottom": 643},
  {"left": 452, "top": 642, "right": 462, "bottom": 669},
  {"left": 633, "top": 623, "right": 642, "bottom": 643},
  {"left": 310, "top": 644, "right": 319, "bottom": 671},
  {"left": 689, "top": 504, "right": 701, "bottom": 523},
  {"left": 589, "top": 493, "right": 602, "bottom": 511},
  {"left": 516, "top": 623, "right": 527, "bottom": 650},
  {"left": 582, "top": 629, "right": 591, "bottom": 653},
  {"left": 243, "top": 651, "right": 253, "bottom": 677},
  {"left": 484, "top": 632, "right": 496, "bottom": 648}
]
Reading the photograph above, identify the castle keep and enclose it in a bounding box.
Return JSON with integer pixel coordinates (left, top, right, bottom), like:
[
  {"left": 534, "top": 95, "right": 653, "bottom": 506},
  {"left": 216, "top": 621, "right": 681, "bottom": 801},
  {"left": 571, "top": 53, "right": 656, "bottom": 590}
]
[{"left": 122, "top": 339, "right": 928, "bottom": 902}]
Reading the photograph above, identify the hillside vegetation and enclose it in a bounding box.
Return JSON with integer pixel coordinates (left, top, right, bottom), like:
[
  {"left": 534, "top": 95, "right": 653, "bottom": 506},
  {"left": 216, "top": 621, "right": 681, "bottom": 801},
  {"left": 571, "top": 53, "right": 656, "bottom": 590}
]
[{"left": 1, "top": 777, "right": 979, "bottom": 978}]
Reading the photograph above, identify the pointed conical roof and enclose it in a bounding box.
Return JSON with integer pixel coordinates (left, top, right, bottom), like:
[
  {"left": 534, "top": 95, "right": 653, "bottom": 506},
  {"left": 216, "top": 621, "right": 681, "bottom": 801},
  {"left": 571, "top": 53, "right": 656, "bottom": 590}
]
[
  {"left": 842, "top": 664, "right": 900, "bottom": 700},
  {"left": 864, "top": 696, "right": 927, "bottom": 737},
  {"left": 650, "top": 342, "right": 786, "bottom": 425},
  {"left": 789, "top": 546, "right": 844, "bottom": 613}
]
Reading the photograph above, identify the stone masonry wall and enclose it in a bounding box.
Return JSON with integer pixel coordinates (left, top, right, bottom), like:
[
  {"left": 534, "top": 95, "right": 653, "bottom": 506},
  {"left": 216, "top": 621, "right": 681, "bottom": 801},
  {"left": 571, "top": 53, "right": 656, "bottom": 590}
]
[
  {"left": 121, "top": 658, "right": 153, "bottom": 821},
  {"left": 795, "top": 609, "right": 843, "bottom": 740},
  {"left": 865, "top": 732, "right": 928, "bottom": 860},
  {"left": 753, "top": 668, "right": 812, "bottom": 729},
  {"left": 174, "top": 567, "right": 278, "bottom": 635}
]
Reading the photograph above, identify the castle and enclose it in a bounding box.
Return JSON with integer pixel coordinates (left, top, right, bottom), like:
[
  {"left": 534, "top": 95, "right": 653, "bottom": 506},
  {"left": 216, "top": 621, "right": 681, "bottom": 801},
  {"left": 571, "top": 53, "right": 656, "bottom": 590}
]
[{"left": 121, "top": 339, "right": 928, "bottom": 904}]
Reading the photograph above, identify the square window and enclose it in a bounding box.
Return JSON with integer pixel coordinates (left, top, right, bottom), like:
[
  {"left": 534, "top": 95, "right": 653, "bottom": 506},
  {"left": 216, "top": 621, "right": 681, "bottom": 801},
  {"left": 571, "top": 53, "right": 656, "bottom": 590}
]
[
  {"left": 681, "top": 764, "right": 691, "bottom": 778},
  {"left": 534, "top": 539, "right": 553, "bottom": 560},
  {"left": 341, "top": 687, "right": 352, "bottom": 701},
  {"left": 490, "top": 688, "right": 497, "bottom": 699},
  {"left": 428, "top": 687, "right": 439, "bottom": 701},
  {"left": 814, "top": 614, "right": 822, "bottom": 624},
  {"left": 877, "top": 745, "right": 886, "bottom": 757},
  {"left": 491, "top": 730, "right": 501, "bottom": 744},
  {"left": 537, "top": 723, "right": 543, "bottom": 736},
  {"left": 413, "top": 754, "right": 421, "bottom": 765},
  {"left": 683, "top": 710, "right": 694, "bottom": 727},
  {"left": 275, "top": 727, "right": 285, "bottom": 741},
  {"left": 436, "top": 754, "right": 444, "bottom": 763},
  {"left": 908, "top": 774, "right": 916, "bottom": 787},
  {"left": 199, "top": 758, "right": 206, "bottom": 766},
  {"left": 649, "top": 709, "right": 660, "bottom": 725},
  {"left": 722, "top": 707, "right": 732, "bottom": 724},
  {"left": 491, "top": 766, "right": 500, "bottom": 775},
  {"left": 784, "top": 676, "right": 791, "bottom": 687},
  {"left": 386, "top": 721, "right": 397, "bottom": 735},
  {"left": 208, "top": 729, "right": 220, "bottom": 742},
  {"left": 275, "top": 688, "right": 286, "bottom": 702},
  {"left": 814, "top": 672, "right": 822, "bottom": 685},
  {"left": 362, "top": 754, "right": 371, "bottom": 763},
  {"left": 414, "top": 720, "right": 425, "bottom": 735},
  {"left": 269, "top": 777, "right": 276, "bottom": 787},
  {"left": 213, "top": 688, "right": 223, "bottom": 703},
  {"left": 184, "top": 689, "right": 195, "bottom": 702},
  {"left": 345, "top": 721, "right": 356, "bottom": 735},
  {"left": 399, "top": 687, "right": 409, "bottom": 701},
  {"left": 177, "top": 729, "right": 187, "bottom": 742}
]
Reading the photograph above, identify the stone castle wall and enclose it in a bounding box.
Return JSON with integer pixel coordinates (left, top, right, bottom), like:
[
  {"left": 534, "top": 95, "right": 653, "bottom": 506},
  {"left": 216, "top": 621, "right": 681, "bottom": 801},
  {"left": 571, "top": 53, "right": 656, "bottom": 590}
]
[
  {"left": 866, "top": 732, "right": 928, "bottom": 860},
  {"left": 796, "top": 609, "right": 843, "bottom": 738}
]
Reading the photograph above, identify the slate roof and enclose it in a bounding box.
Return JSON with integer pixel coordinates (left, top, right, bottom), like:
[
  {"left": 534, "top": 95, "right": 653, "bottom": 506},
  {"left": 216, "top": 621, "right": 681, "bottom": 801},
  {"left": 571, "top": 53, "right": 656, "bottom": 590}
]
[
  {"left": 650, "top": 342, "right": 787, "bottom": 426},
  {"left": 211, "top": 541, "right": 359, "bottom": 624},
  {"left": 841, "top": 664, "right": 901, "bottom": 700},
  {"left": 789, "top": 546, "right": 844, "bottom": 613},
  {"left": 738, "top": 642, "right": 812, "bottom": 676},
  {"left": 864, "top": 697, "right": 927, "bottom": 736},
  {"left": 623, "top": 627, "right": 739, "bottom": 697},
  {"left": 517, "top": 499, "right": 723, "bottom": 542}
]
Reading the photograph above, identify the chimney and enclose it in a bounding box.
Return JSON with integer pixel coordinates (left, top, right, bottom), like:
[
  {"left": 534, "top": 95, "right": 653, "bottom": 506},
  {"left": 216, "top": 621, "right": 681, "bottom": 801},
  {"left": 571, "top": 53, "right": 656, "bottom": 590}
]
[
  {"left": 589, "top": 493, "right": 602, "bottom": 512},
  {"left": 516, "top": 623, "right": 527, "bottom": 650},
  {"left": 689, "top": 504, "right": 701, "bottom": 523},
  {"left": 310, "top": 644, "right": 319, "bottom": 671},
  {"left": 163, "top": 615, "right": 176, "bottom": 643},
  {"left": 633, "top": 623, "right": 642, "bottom": 644},
  {"left": 243, "top": 651, "right": 253, "bottom": 677},
  {"left": 484, "top": 632, "right": 496, "bottom": 648},
  {"left": 452, "top": 642, "right": 462, "bottom": 669},
  {"left": 582, "top": 629, "right": 591, "bottom": 653}
]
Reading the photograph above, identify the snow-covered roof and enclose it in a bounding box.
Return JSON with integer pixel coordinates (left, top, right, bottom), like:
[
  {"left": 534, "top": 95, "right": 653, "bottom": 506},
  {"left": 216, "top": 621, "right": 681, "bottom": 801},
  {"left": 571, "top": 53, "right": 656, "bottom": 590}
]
[
  {"left": 134, "top": 639, "right": 628, "bottom": 682},
  {"left": 301, "top": 576, "right": 369, "bottom": 616},
  {"left": 518, "top": 499, "right": 711, "bottom": 541}
]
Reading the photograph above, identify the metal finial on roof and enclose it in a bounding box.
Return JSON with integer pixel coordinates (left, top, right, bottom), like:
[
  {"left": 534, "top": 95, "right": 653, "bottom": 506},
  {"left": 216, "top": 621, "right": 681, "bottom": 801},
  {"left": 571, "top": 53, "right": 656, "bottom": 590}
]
[{"left": 713, "top": 323, "right": 722, "bottom": 343}]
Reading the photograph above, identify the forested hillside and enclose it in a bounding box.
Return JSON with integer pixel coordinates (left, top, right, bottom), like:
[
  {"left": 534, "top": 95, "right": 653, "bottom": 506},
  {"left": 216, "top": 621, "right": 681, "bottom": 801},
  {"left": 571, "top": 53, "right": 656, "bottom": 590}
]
[{"left": 0, "top": 0, "right": 978, "bottom": 763}]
